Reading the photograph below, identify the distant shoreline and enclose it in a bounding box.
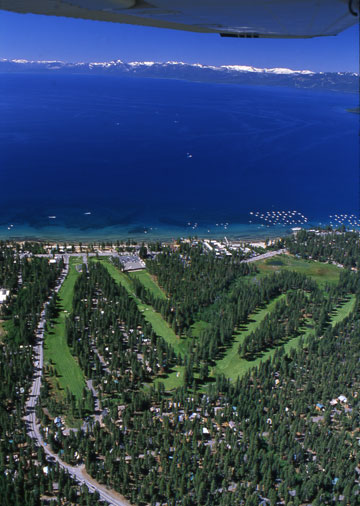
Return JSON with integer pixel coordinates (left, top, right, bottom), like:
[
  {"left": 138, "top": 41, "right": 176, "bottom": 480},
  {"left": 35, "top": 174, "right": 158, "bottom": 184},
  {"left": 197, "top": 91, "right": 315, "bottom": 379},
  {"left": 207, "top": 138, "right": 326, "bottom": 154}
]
[
  {"left": 347, "top": 106, "right": 360, "bottom": 114},
  {"left": 1, "top": 59, "right": 358, "bottom": 94}
]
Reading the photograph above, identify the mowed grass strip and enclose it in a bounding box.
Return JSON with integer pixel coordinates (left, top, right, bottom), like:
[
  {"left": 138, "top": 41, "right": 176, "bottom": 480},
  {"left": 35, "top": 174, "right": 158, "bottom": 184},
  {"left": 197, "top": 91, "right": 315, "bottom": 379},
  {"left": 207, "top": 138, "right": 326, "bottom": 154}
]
[
  {"left": 44, "top": 258, "right": 86, "bottom": 400},
  {"left": 214, "top": 320, "right": 315, "bottom": 382},
  {"left": 213, "top": 295, "right": 286, "bottom": 380},
  {"left": 256, "top": 254, "right": 341, "bottom": 286},
  {"left": 128, "top": 270, "right": 167, "bottom": 300},
  {"left": 191, "top": 320, "right": 211, "bottom": 338},
  {"left": 330, "top": 295, "right": 356, "bottom": 326},
  {"left": 153, "top": 365, "right": 186, "bottom": 391},
  {"left": 213, "top": 291, "right": 355, "bottom": 383},
  {"left": 98, "top": 259, "right": 188, "bottom": 356}
]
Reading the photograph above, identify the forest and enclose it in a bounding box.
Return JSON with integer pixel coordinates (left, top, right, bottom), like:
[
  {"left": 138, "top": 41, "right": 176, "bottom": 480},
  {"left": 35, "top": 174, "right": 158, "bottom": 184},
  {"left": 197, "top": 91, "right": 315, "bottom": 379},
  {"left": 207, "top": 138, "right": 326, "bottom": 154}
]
[
  {"left": 1, "top": 232, "right": 360, "bottom": 505},
  {"left": 280, "top": 229, "right": 360, "bottom": 268},
  {"left": 0, "top": 242, "right": 107, "bottom": 505}
]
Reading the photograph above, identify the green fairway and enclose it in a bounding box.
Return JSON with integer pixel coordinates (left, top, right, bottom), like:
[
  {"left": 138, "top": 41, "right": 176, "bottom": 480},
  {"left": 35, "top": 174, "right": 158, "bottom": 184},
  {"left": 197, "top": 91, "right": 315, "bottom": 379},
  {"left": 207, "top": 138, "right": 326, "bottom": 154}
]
[
  {"left": 96, "top": 256, "right": 356, "bottom": 390},
  {"left": 95, "top": 258, "right": 134, "bottom": 294},
  {"left": 190, "top": 320, "right": 211, "bottom": 338},
  {"left": 129, "top": 270, "right": 167, "bottom": 300},
  {"left": 330, "top": 295, "right": 356, "bottom": 326},
  {"left": 44, "top": 258, "right": 86, "bottom": 400},
  {"left": 142, "top": 306, "right": 189, "bottom": 355},
  {"left": 212, "top": 291, "right": 356, "bottom": 383},
  {"left": 213, "top": 295, "right": 286, "bottom": 380},
  {"left": 153, "top": 366, "right": 185, "bottom": 391},
  {"left": 256, "top": 254, "right": 341, "bottom": 286},
  {"left": 213, "top": 321, "right": 314, "bottom": 383},
  {"left": 99, "top": 260, "right": 188, "bottom": 356}
]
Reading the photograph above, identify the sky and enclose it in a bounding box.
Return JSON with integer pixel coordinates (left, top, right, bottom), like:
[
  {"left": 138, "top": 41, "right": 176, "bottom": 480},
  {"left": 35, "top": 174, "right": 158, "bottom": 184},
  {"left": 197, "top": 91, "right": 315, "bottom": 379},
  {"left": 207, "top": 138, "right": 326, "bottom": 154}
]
[{"left": 0, "top": 10, "right": 358, "bottom": 73}]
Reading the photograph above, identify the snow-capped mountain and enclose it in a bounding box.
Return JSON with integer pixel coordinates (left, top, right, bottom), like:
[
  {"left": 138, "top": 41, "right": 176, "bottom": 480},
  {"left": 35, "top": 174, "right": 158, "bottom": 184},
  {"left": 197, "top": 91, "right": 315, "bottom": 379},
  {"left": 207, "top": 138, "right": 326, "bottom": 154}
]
[{"left": 0, "top": 58, "right": 357, "bottom": 93}]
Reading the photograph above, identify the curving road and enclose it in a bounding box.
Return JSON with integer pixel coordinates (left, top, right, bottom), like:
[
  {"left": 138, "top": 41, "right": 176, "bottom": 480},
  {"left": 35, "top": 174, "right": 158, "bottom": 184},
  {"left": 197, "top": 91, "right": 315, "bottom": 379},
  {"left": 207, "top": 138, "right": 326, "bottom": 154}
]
[{"left": 24, "top": 257, "right": 132, "bottom": 506}]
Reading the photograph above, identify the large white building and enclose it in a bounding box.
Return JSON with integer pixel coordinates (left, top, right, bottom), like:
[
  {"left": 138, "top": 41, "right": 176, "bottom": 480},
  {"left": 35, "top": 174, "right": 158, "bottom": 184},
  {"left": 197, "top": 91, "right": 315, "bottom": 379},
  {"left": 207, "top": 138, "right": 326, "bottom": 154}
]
[{"left": 0, "top": 289, "right": 10, "bottom": 303}]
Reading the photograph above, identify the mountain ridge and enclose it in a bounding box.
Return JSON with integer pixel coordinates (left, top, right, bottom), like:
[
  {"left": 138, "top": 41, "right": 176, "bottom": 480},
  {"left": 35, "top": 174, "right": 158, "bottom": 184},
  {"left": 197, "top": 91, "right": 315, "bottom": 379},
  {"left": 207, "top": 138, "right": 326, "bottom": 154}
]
[{"left": 1, "top": 58, "right": 358, "bottom": 93}]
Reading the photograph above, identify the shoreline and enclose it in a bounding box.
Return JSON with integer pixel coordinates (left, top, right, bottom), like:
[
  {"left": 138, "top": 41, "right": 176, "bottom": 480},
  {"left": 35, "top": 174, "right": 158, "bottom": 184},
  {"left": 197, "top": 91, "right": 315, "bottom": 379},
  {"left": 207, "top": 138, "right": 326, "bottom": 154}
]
[
  {"left": 0, "top": 217, "right": 353, "bottom": 245},
  {"left": 0, "top": 229, "right": 289, "bottom": 244},
  {"left": 0, "top": 221, "right": 322, "bottom": 244}
]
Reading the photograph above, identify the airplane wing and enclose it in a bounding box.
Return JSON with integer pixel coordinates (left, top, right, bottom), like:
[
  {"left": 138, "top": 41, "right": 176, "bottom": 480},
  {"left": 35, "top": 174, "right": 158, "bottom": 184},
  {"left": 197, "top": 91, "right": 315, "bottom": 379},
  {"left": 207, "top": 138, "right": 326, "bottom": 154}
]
[{"left": 0, "top": 0, "right": 358, "bottom": 38}]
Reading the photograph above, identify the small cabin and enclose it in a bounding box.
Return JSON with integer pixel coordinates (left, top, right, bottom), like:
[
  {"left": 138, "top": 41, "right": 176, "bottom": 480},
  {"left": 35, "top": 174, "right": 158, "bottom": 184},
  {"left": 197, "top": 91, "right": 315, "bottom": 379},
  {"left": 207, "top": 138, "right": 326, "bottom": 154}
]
[{"left": 0, "top": 289, "right": 10, "bottom": 303}]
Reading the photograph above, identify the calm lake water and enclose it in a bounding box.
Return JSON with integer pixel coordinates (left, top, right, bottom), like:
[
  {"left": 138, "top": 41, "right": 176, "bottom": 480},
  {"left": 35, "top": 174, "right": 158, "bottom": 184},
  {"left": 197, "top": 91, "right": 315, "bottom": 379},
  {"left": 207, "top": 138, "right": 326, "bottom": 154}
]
[{"left": 0, "top": 73, "right": 358, "bottom": 241}]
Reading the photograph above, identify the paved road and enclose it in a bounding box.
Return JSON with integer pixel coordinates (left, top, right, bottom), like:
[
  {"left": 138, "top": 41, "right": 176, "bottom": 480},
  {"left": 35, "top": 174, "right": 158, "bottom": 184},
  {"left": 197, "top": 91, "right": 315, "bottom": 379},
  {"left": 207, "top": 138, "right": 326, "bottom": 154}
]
[
  {"left": 24, "top": 257, "right": 132, "bottom": 506},
  {"left": 31, "top": 251, "right": 145, "bottom": 271},
  {"left": 30, "top": 248, "right": 281, "bottom": 269},
  {"left": 92, "top": 345, "right": 111, "bottom": 375},
  {"left": 86, "top": 379, "right": 102, "bottom": 424},
  {"left": 242, "top": 249, "right": 287, "bottom": 263}
]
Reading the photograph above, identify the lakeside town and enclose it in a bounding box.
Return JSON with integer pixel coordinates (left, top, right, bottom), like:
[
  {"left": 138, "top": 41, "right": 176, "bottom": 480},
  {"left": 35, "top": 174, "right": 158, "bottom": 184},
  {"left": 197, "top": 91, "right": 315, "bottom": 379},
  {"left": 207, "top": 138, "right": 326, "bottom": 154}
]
[{"left": 1, "top": 227, "right": 360, "bottom": 505}]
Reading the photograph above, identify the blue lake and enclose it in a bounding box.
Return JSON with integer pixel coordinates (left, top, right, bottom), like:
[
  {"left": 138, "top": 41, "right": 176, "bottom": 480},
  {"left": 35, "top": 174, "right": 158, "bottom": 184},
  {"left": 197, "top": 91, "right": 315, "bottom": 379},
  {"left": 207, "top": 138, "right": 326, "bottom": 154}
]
[{"left": 0, "top": 73, "right": 358, "bottom": 241}]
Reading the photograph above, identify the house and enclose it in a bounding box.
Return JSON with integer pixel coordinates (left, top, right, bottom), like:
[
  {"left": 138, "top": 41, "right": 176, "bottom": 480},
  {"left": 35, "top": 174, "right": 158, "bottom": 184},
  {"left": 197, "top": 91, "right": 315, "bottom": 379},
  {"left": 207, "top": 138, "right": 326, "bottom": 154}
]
[{"left": 0, "top": 289, "right": 10, "bottom": 303}]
